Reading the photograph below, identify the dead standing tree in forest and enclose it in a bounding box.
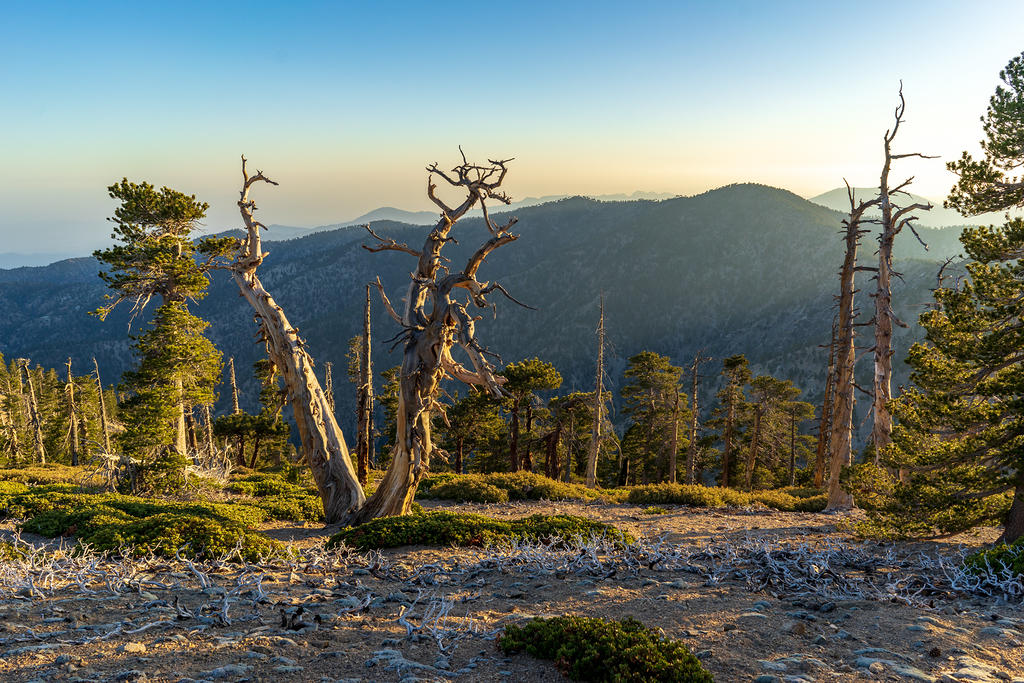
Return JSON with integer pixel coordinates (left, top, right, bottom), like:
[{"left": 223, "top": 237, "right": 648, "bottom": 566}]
[
  {"left": 826, "top": 186, "right": 880, "bottom": 511},
  {"left": 870, "top": 87, "right": 934, "bottom": 460},
  {"left": 230, "top": 158, "right": 365, "bottom": 524},
  {"left": 357, "top": 152, "right": 522, "bottom": 523}
]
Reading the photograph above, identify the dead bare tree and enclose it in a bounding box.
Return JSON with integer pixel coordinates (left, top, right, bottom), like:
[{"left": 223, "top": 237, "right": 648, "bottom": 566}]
[
  {"left": 870, "top": 86, "right": 934, "bottom": 461},
  {"left": 585, "top": 294, "right": 605, "bottom": 488},
  {"left": 18, "top": 360, "right": 45, "bottom": 464},
  {"left": 93, "top": 358, "right": 111, "bottom": 454},
  {"left": 357, "top": 152, "right": 520, "bottom": 522},
  {"left": 355, "top": 285, "right": 374, "bottom": 486},
  {"left": 227, "top": 358, "right": 240, "bottom": 415},
  {"left": 813, "top": 317, "right": 838, "bottom": 488},
  {"left": 685, "top": 350, "right": 712, "bottom": 485},
  {"left": 826, "top": 185, "right": 880, "bottom": 511},
  {"left": 65, "top": 359, "right": 80, "bottom": 466},
  {"left": 229, "top": 157, "right": 364, "bottom": 524}
]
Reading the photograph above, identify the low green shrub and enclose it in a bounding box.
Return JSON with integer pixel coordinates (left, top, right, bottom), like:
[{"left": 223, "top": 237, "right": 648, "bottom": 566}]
[
  {"left": 417, "top": 472, "right": 462, "bottom": 494},
  {"left": 0, "top": 540, "right": 26, "bottom": 561},
  {"left": 327, "top": 511, "right": 632, "bottom": 550},
  {"left": 428, "top": 478, "right": 509, "bottom": 503},
  {"left": 247, "top": 494, "right": 323, "bottom": 522},
  {"left": 0, "top": 465, "right": 96, "bottom": 486},
  {"left": 227, "top": 472, "right": 316, "bottom": 498},
  {"left": 627, "top": 483, "right": 826, "bottom": 512},
  {"left": 641, "top": 506, "right": 669, "bottom": 515},
  {"left": 2, "top": 488, "right": 283, "bottom": 560},
  {"left": 628, "top": 484, "right": 725, "bottom": 507},
  {"left": 965, "top": 539, "right": 1024, "bottom": 577},
  {"left": 421, "top": 472, "right": 599, "bottom": 502},
  {"left": 83, "top": 512, "right": 281, "bottom": 561},
  {"left": 499, "top": 616, "right": 713, "bottom": 683}
]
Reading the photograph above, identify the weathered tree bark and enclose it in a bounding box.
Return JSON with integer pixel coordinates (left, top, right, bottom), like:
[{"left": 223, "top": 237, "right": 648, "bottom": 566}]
[
  {"left": 454, "top": 436, "right": 464, "bottom": 475},
  {"left": 871, "top": 87, "right": 934, "bottom": 462},
  {"left": 93, "top": 358, "right": 111, "bottom": 454},
  {"left": 826, "top": 186, "right": 879, "bottom": 511},
  {"left": 522, "top": 403, "right": 536, "bottom": 472},
  {"left": 65, "top": 359, "right": 80, "bottom": 466},
  {"left": 324, "top": 362, "right": 336, "bottom": 415},
  {"left": 228, "top": 357, "right": 240, "bottom": 414},
  {"left": 814, "top": 318, "right": 838, "bottom": 488},
  {"left": 230, "top": 158, "right": 365, "bottom": 524},
  {"left": 19, "top": 360, "right": 45, "bottom": 464},
  {"left": 185, "top": 408, "right": 200, "bottom": 457},
  {"left": 356, "top": 154, "right": 518, "bottom": 523},
  {"left": 1000, "top": 478, "right": 1024, "bottom": 545},
  {"left": 355, "top": 284, "right": 374, "bottom": 485},
  {"left": 585, "top": 295, "right": 605, "bottom": 487}
]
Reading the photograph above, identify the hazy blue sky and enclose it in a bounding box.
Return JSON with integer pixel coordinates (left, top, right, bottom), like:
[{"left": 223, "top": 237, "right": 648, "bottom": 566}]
[{"left": 1, "top": 1, "right": 1022, "bottom": 254}]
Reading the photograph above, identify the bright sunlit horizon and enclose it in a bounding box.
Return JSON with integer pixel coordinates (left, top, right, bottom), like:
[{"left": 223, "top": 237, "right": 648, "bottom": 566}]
[{"left": 2, "top": 1, "right": 1023, "bottom": 254}]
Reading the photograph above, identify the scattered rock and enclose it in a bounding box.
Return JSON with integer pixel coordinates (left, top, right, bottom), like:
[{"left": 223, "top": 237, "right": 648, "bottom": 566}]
[
  {"left": 782, "top": 620, "right": 807, "bottom": 636},
  {"left": 119, "top": 641, "right": 147, "bottom": 654},
  {"left": 199, "top": 664, "right": 252, "bottom": 680}
]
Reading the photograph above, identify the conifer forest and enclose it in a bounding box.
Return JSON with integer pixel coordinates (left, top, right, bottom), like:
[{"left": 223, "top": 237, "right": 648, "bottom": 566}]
[{"left": 2, "top": 8, "right": 1024, "bottom": 682}]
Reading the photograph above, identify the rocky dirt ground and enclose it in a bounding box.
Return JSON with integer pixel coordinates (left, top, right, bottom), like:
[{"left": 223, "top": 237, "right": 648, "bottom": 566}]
[{"left": 0, "top": 500, "right": 1021, "bottom": 683}]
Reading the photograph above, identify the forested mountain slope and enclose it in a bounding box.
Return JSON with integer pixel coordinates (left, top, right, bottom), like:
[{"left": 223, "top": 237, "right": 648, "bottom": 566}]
[{"left": 0, "top": 183, "right": 956, "bottom": 439}]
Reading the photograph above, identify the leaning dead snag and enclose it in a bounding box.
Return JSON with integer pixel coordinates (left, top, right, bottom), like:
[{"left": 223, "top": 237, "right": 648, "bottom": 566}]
[
  {"left": 826, "top": 185, "right": 880, "bottom": 511},
  {"left": 356, "top": 152, "right": 521, "bottom": 523},
  {"left": 19, "top": 360, "right": 45, "bottom": 464},
  {"left": 65, "top": 359, "right": 80, "bottom": 466},
  {"left": 93, "top": 358, "right": 111, "bottom": 454},
  {"left": 229, "top": 157, "right": 364, "bottom": 524},
  {"left": 585, "top": 295, "right": 606, "bottom": 488},
  {"left": 871, "top": 86, "right": 934, "bottom": 461}
]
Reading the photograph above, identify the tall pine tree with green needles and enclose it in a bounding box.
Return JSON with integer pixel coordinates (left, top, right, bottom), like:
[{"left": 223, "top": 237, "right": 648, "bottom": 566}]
[
  {"left": 620, "top": 351, "right": 688, "bottom": 484},
  {"left": 93, "top": 180, "right": 234, "bottom": 485},
  {"left": 876, "top": 51, "right": 1024, "bottom": 543},
  {"left": 500, "top": 358, "right": 562, "bottom": 472},
  {"left": 946, "top": 50, "right": 1024, "bottom": 216}
]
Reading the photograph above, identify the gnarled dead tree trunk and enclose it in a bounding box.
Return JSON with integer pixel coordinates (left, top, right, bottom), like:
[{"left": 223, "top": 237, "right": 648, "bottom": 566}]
[
  {"left": 871, "top": 86, "right": 934, "bottom": 461},
  {"left": 355, "top": 153, "right": 520, "bottom": 523},
  {"left": 229, "top": 157, "right": 365, "bottom": 524},
  {"left": 826, "top": 185, "right": 880, "bottom": 511}
]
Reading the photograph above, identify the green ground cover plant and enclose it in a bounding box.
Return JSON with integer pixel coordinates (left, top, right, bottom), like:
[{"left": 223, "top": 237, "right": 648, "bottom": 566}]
[{"left": 499, "top": 615, "right": 713, "bottom": 682}]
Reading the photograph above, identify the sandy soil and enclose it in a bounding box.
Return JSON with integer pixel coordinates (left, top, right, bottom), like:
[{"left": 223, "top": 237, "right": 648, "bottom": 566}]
[{"left": 0, "top": 501, "right": 1020, "bottom": 683}]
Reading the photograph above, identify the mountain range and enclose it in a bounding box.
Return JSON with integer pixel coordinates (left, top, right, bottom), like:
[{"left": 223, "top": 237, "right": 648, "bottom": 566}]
[{"left": 0, "top": 184, "right": 962, "bottom": 444}]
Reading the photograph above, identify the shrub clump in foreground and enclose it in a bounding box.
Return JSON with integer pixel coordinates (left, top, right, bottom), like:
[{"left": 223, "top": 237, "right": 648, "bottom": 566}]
[
  {"left": 499, "top": 616, "right": 713, "bottom": 683},
  {"left": 327, "top": 511, "right": 632, "bottom": 550}
]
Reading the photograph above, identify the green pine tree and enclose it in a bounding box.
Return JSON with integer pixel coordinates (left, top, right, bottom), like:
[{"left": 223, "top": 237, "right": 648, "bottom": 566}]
[{"left": 93, "top": 180, "right": 234, "bottom": 487}]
